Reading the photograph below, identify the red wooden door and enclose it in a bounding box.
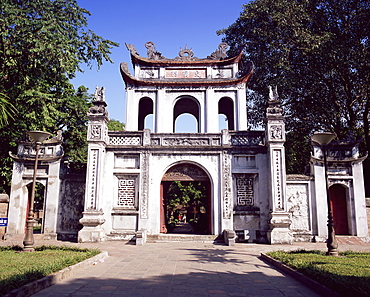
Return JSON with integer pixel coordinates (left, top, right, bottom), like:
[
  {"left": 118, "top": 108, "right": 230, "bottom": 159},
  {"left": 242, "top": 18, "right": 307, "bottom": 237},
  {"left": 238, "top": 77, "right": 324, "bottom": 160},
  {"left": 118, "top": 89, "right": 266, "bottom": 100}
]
[
  {"left": 330, "top": 184, "right": 349, "bottom": 235},
  {"left": 160, "top": 182, "right": 167, "bottom": 233}
]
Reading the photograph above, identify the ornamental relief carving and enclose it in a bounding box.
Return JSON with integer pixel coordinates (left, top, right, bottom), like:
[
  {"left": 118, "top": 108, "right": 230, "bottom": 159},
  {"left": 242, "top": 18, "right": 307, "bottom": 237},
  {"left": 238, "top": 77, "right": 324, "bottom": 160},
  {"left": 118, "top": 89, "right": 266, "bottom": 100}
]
[
  {"left": 162, "top": 138, "right": 209, "bottom": 146},
  {"left": 140, "top": 151, "right": 149, "bottom": 219},
  {"left": 88, "top": 149, "right": 99, "bottom": 209},
  {"left": 287, "top": 184, "right": 310, "bottom": 231},
  {"left": 270, "top": 125, "right": 283, "bottom": 140},
  {"left": 329, "top": 179, "right": 351, "bottom": 188},
  {"left": 234, "top": 174, "right": 256, "bottom": 206},
  {"left": 162, "top": 164, "right": 208, "bottom": 181},
  {"left": 90, "top": 125, "right": 102, "bottom": 140},
  {"left": 222, "top": 151, "right": 232, "bottom": 219}
]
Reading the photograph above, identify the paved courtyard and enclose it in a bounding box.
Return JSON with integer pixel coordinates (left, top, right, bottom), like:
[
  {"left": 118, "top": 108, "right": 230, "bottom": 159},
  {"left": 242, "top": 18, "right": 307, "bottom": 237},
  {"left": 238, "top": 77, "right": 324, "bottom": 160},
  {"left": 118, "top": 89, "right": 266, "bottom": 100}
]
[{"left": 2, "top": 236, "right": 369, "bottom": 297}]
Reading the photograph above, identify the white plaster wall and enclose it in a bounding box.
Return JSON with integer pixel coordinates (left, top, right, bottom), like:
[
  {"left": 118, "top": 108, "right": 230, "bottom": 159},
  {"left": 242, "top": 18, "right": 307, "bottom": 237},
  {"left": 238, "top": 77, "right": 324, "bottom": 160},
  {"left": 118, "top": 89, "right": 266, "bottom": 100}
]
[
  {"left": 255, "top": 153, "right": 270, "bottom": 232},
  {"left": 141, "top": 153, "right": 224, "bottom": 235},
  {"left": 42, "top": 162, "right": 61, "bottom": 235},
  {"left": 7, "top": 161, "right": 27, "bottom": 234},
  {"left": 312, "top": 164, "right": 328, "bottom": 237},
  {"left": 99, "top": 150, "right": 115, "bottom": 235},
  {"left": 352, "top": 163, "right": 368, "bottom": 237},
  {"left": 236, "top": 87, "right": 247, "bottom": 131}
]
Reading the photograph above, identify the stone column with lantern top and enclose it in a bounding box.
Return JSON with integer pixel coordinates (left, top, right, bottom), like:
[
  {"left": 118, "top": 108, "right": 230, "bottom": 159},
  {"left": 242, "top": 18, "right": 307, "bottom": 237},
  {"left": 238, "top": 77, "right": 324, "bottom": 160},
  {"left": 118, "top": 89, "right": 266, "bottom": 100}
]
[
  {"left": 265, "top": 86, "right": 292, "bottom": 244},
  {"left": 78, "top": 86, "right": 109, "bottom": 242}
]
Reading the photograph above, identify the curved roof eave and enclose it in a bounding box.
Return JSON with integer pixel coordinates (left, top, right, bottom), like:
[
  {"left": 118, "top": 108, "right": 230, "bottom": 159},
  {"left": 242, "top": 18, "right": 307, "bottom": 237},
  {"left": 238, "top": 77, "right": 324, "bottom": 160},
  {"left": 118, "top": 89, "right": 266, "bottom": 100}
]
[
  {"left": 120, "top": 63, "right": 253, "bottom": 88},
  {"left": 130, "top": 50, "right": 244, "bottom": 67}
]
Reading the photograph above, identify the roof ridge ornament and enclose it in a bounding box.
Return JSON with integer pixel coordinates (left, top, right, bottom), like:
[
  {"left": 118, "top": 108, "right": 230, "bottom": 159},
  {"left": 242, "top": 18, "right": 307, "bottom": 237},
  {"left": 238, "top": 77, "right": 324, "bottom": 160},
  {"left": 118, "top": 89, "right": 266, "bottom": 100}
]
[
  {"left": 145, "top": 41, "right": 165, "bottom": 60},
  {"left": 125, "top": 43, "right": 139, "bottom": 56},
  {"left": 175, "top": 45, "right": 198, "bottom": 61},
  {"left": 207, "top": 42, "right": 229, "bottom": 60}
]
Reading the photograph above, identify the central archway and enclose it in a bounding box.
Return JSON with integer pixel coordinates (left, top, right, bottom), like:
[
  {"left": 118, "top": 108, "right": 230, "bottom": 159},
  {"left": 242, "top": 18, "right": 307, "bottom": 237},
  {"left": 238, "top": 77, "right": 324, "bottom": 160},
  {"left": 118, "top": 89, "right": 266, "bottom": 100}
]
[{"left": 160, "top": 163, "right": 211, "bottom": 234}]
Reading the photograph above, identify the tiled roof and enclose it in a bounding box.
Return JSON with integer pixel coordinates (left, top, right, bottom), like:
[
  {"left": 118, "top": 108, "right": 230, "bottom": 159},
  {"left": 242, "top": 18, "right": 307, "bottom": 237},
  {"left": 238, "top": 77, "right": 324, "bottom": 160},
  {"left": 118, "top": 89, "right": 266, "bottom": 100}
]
[
  {"left": 120, "top": 62, "right": 253, "bottom": 87},
  {"left": 130, "top": 51, "right": 244, "bottom": 67}
]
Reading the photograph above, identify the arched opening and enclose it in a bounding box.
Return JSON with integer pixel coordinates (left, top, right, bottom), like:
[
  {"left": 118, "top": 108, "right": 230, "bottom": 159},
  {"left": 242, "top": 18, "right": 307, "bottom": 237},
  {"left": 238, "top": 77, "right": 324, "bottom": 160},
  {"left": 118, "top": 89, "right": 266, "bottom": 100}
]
[
  {"left": 175, "top": 113, "right": 198, "bottom": 133},
  {"left": 160, "top": 163, "right": 211, "bottom": 234},
  {"left": 26, "top": 182, "right": 45, "bottom": 234},
  {"left": 173, "top": 97, "right": 200, "bottom": 133},
  {"left": 144, "top": 114, "right": 153, "bottom": 131},
  {"left": 218, "top": 97, "right": 234, "bottom": 130},
  {"left": 218, "top": 114, "right": 228, "bottom": 131},
  {"left": 329, "top": 184, "right": 349, "bottom": 235},
  {"left": 138, "top": 97, "right": 153, "bottom": 130}
]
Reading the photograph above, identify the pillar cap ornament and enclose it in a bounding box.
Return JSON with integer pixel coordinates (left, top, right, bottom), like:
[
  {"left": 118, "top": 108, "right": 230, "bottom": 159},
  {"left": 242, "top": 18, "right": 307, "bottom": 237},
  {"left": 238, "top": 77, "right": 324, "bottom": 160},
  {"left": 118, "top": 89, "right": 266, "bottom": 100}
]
[{"left": 88, "top": 86, "right": 108, "bottom": 118}]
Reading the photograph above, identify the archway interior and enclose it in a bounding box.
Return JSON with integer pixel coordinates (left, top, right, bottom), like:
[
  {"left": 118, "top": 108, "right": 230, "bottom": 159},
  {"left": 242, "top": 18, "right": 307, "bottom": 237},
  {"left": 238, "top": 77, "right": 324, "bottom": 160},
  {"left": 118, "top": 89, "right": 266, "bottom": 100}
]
[
  {"left": 173, "top": 97, "right": 200, "bottom": 133},
  {"left": 163, "top": 181, "right": 210, "bottom": 234},
  {"left": 161, "top": 164, "right": 211, "bottom": 234},
  {"left": 218, "top": 97, "right": 235, "bottom": 130},
  {"left": 138, "top": 97, "right": 153, "bottom": 130},
  {"left": 26, "top": 182, "right": 45, "bottom": 234},
  {"left": 329, "top": 184, "right": 349, "bottom": 235}
]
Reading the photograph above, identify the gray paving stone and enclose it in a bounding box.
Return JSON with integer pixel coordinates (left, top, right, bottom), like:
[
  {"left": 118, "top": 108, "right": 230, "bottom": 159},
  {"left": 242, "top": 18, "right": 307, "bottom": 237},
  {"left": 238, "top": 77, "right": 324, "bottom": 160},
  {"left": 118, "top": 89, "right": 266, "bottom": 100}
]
[{"left": 1, "top": 240, "right": 365, "bottom": 297}]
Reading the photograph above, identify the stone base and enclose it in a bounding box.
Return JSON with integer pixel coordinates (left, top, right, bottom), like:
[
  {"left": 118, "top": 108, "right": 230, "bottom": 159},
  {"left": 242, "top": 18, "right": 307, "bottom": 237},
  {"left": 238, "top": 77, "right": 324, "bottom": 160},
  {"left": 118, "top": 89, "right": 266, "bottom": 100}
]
[
  {"left": 268, "top": 212, "right": 293, "bottom": 244},
  {"left": 78, "top": 227, "right": 105, "bottom": 242},
  {"left": 42, "top": 233, "right": 57, "bottom": 240},
  {"left": 78, "top": 210, "right": 106, "bottom": 243}
]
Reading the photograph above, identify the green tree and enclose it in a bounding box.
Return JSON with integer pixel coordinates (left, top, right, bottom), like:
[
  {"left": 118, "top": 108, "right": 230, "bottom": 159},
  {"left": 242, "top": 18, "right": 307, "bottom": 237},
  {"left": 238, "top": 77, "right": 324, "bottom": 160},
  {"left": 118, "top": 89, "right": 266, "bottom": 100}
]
[
  {"left": 0, "top": 0, "right": 118, "bottom": 192},
  {"left": 219, "top": 0, "right": 370, "bottom": 173},
  {"left": 0, "top": 93, "right": 16, "bottom": 128},
  {"left": 166, "top": 181, "right": 207, "bottom": 212},
  {"left": 107, "top": 119, "right": 125, "bottom": 131}
]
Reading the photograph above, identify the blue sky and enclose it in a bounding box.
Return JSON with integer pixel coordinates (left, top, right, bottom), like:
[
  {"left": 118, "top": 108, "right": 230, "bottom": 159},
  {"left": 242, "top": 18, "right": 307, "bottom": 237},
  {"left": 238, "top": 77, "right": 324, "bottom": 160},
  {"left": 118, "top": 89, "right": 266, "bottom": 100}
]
[{"left": 72, "top": 0, "right": 249, "bottom": 128}]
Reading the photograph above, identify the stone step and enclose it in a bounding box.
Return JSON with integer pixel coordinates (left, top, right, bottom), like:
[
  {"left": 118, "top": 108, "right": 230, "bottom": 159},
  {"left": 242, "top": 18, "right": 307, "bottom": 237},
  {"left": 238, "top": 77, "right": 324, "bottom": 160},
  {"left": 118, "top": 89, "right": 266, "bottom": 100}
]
[
  {"left": 335, "top": 236, "right": 369, "bottom": 245},
  {"left": 147, "top": 234, "right": 221, "bottom": 243}
]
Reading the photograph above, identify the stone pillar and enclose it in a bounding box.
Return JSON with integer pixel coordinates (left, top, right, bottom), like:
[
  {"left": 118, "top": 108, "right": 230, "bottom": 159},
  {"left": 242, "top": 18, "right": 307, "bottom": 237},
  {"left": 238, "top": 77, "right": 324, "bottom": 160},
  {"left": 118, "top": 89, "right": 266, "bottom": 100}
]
[
  {"left": 78, "top": 86, "right": 108, "bottom": 242},
  {"left": 236, "top": 84, "right": 248, "bottom": 131},
  {"left": 125, "top": 87, "right": 138, "bottom": 131},
  {"left": 205, "top": 88, "right": 217, "bottom": 133},
  {"left": 265, "top": 86, "right": 292, "bottom": 244},
  {"left": 155, "top": 88, "right": 168, "bottom": 133}
]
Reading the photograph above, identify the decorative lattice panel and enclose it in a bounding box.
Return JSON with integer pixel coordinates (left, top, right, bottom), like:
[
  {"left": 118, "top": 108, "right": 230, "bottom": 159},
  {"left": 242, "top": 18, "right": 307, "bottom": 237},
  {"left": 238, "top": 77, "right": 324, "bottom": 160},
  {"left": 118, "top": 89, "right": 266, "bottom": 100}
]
[
  {"left": 230, "top": 135, "right": 263, "bottom": 146},
  {"left": 117, "top": 177, "right": 136, "bottom": 208},
  {"left": 236, "top": 175, "right": 254, "bottom": 206},
  {"left": 109, "top": 136, "right": 141, "bottom": 145}
]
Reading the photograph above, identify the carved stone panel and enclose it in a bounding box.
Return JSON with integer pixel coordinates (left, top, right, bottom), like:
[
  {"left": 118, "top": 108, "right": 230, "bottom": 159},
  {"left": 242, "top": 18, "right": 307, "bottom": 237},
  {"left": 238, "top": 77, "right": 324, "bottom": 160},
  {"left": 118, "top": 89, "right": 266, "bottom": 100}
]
[
  {"left": 59, "top": 179, "right": 85, "bottom": 232},
  {"left": 90, "top": 125, "right": 102, "bottom": 140},
  {"left": 165, "top": 69, "right": 206, "bottom": 79},
  {"left": 234, "top": 174, "right": 256, "bottom": 206},
  {"left": 222, "top": 151, "right": 232, "bottom": 219},
  {"left": 116, "top": 175, "right": 137, "bottom": 208},
  {"left": 140, "top": 151, "right": 149, "bottom": 219},
  {"left": 270, "top": 125, "right": 283, "bottom": 140},
  {"left": 88, "top": 149, "right": 99, "bottom": 209},
  {"left": 287, "top": 184, "right": 310, "bottom": 231},
  {"left": 273, "top": 149, "right": 283, "bottom": 210}
]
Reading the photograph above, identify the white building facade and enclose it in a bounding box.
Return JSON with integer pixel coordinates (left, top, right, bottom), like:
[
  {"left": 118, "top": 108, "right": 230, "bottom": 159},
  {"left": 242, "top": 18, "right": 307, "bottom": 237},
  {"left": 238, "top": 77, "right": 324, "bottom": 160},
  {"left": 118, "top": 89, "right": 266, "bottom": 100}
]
[{"left": 6, "top": 42, "right": 368, "bottom": 244}]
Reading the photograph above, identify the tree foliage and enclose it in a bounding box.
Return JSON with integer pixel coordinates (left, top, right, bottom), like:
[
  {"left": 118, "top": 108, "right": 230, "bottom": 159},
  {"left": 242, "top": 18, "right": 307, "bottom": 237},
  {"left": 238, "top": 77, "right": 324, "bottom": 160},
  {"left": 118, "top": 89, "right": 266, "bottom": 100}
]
[
  {"left": 219, "top": 0, "right": 370, "bottom": 173},
  {"left": 0, "top": 0, "right": 118, "bottom": 192},
  {"left": 166, "top": 181, "right": 207, "bottom": 212},
  {"left": 107, "top": 119, "right": 125, "bottom": 131}
]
